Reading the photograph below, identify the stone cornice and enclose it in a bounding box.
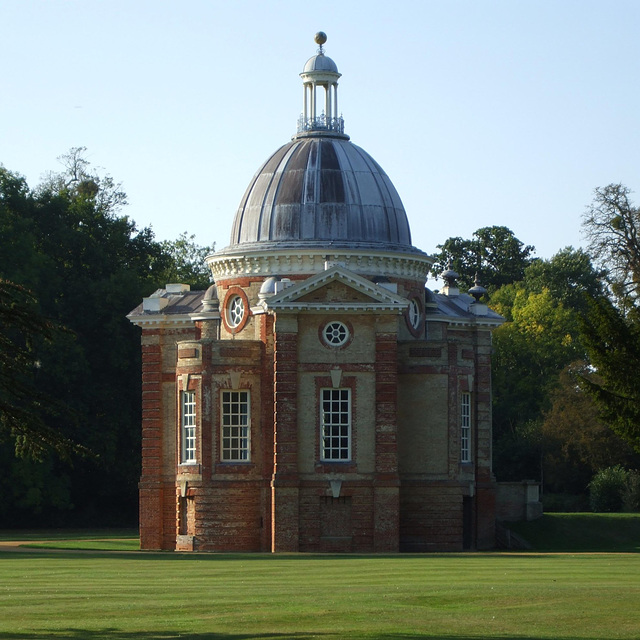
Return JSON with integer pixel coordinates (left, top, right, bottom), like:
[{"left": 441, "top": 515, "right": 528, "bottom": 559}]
[
  {"left": 207, "top": 248, "right": 433, "bottom": 281},
  {"left": 427, "top": 315, "right": 504, "bottom": 330},
  {"left": 127, "top": 313, "right": 197, "bottom": 329}
]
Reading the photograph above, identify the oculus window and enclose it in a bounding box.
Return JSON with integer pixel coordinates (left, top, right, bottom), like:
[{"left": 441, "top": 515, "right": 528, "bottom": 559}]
[
  {"left": 322, "top": 321, "right": 349, "bottom": 348},
  {"left": 408, "top": 298, "right": 421, "bottom": 330},
  {"left": 227, "top": 295, "right": 245, "bottom": 328}
]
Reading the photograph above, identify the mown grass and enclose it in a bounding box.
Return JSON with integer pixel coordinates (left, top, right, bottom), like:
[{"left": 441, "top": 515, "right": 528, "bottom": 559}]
[
  {"left": 0, "top": 550, "right": 639, "bottom": 639},
  {"left": 1, "top": 516, "right": 639, "bottom": 639},
  {"left": 506, "top": 513, "right": 640, "bottom": 552},
  {"left": 0, "top": 529, "right": 138, "bottom": 542},
  {"left": 0, "top": 529, "right": 140, "bottom": 551}
]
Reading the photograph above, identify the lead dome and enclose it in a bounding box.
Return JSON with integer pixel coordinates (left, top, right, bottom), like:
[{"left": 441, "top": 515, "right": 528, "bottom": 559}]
[{"left": 215, "top": 33, "right": 425, "bottom": 260}]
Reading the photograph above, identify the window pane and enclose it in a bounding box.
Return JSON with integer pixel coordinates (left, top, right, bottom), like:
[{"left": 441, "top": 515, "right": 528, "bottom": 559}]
[
  {"left": 320, "top": 388, "right": 351, "bottom": 461},
  {"left": 181, "top": 390, "right": 196, "bottom": 463},
  {"left": 221, "top": 390, "right": 250, "bottom": 462},
  {"left": 461, "top": 392, "right": 471, "bottom": 463}
]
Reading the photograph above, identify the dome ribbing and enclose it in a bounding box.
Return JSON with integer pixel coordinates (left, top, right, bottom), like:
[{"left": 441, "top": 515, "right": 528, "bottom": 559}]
[{"left": 228, "top": 136, "right": 412, "bottom": 251}]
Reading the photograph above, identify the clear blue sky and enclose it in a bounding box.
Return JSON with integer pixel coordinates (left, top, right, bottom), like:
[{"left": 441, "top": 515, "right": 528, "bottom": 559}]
[{"left": 3, "top": 0, "right": 640, "bottom": 265}]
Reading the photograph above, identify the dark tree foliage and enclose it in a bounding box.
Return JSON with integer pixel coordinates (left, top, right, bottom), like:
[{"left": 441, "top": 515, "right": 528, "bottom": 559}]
[
  {"left": 0, "top": 280, "right": 80, "bottom": 460},
  {"left": 579, "top": 296, "right": 640, "bottom": 453},
  {"left": 431, "top": 226, "right": 535, "bottom": 292},
  {"left": 542, "top": 364, "right": 640, "bottom": 495},
  {"left": 0, "top": 151, "right": 210, "bottom": 527}
]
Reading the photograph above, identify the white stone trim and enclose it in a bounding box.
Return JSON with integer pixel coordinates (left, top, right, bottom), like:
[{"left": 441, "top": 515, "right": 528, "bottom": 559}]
[
  {"left": 207, "top": 248, "right": 432, "bottom": 281},
  {"left": 265, "top": 265, "right": 409, "bottom": 312},
  {"left": 127, "top": 313, "right": 196, "bottom": 329}
]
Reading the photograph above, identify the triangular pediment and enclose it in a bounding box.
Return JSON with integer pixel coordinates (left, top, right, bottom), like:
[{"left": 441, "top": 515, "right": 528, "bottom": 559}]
[{"left": 264, "top": 266, "right": 409, "bottom": 313}]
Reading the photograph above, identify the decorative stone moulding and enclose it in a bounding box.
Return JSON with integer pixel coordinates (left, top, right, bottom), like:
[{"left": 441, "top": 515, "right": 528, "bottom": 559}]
[
  {"left": 207, "top": 249, "right": 433, "bottom": 281},
  {"left": 128, "top": 315, "right": 197, "bottom": 329}
]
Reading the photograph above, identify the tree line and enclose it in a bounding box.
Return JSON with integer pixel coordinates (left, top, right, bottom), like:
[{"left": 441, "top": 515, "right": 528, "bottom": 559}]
[
  {"left": 1, "top": 148, "right": 639, "bottom": 524},
  {"left": 0, "top": 149, "right": 212, "bottom": 526},
  {"left": 432, "top": 184, "right": 640, "bottom": 509}
]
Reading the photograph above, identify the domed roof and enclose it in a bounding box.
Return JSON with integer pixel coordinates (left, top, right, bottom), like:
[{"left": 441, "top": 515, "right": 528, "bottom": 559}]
[
  {"left": 303, "top": 53, "right": 339, "bottom": 74},
  {"left": 227, "top": 136, "right": 414, "bottom": 252}
]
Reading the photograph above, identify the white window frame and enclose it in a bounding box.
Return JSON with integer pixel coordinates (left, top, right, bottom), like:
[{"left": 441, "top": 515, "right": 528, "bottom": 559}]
[
  {"left": 181, "top": 390, "right": 197, "bottom": 463},
  {"left": 227, "top": 295, "right": 245, "bottom": 328},
  {"left": 461, "top": 391, "right": 471, "bottom": 463},
  {"left": 408, "top": 298, "right": 421, "bottom": 330},
  {"left": 221, "top": 390, "right": 250, "bottom": 462},
  {"left": 320, "top": 387, "right": 351, "bottom": 461}
]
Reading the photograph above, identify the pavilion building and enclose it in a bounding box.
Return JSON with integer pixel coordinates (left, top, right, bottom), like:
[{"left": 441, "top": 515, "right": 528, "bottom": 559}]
[{"left": 128, "top": 33, "right": 503, "bottom": 552}]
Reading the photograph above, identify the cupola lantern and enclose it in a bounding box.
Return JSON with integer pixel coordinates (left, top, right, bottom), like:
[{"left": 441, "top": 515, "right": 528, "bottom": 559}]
[{"left": 297, "top": 32, "right": 347, "bottom": 138}]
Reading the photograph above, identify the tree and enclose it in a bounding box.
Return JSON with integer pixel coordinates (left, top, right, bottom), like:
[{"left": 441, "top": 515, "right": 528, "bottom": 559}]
[
  {"left": 431, "top": 226, "right": 535, "bottom": 292},
  {"left": 541, "top": 364, "right": 640, "bottom": 495},
  {"left": 0, "top": 280, "right": 79, "bottom": 459},
  {"left": 578, "top": 295, "right": 640, "bottom": 453},
  {"left": 159, "top": 232, "right": 214, "bottom": 290},
  {"left": 491, "top": 288, "right": 582, "bottom": 481},
  {"left": 492, "top": 287, "right": 582, "bottom": 441},
  {"left": 583, "top": 184, "right": 640, "bottom": 312},
  {"left": 0, "top": 152, "right": 180, "bottom": 525},
  {"left": 523, "top": 247, "right": 604, "bottom": 312},
  {"left": 579, "top": 184, "right": 640, "bottom": 455},
  {"left": 488, "top": 247, "right": 605, "bottom": 482}
]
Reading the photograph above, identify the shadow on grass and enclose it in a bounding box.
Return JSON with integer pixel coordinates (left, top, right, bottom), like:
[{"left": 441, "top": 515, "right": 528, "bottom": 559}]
[
  {"left": 0, "top": 633, "right": 584, "bottom": 640},
  {"left": 0, "top": 549, "right": 630, "bottom": 564},
  {"left": 0, "top": 549, "right": 559, "bottom": 563}
]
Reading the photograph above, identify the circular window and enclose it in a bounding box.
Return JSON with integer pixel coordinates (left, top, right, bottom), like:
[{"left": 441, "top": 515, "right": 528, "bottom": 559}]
[
  {"left": 323, "top": 321, "right": 350, "bottom": 347},
  {"left": 227, "top": 295, "right": 245, "bottom": 328},
  {"left": 408, "top": 298, "right": 421, "bottom": 330}
]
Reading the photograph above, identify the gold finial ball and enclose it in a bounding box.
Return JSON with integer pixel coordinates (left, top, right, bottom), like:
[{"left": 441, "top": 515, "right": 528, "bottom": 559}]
[{"left": 314, "top": 32, "right": 327, "bottom": 46}]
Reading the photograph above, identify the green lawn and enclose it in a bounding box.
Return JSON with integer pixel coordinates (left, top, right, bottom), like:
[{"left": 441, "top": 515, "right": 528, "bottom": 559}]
[{"left": 0, "top": 549, "right": 638, "bottom": 640}]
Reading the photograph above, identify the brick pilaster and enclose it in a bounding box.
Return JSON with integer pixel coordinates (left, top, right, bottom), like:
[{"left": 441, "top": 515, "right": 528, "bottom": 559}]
[
  {"left": 271, "top": 329, "right": 300, "bottom": 551},
  {"left": 139, "top": 333, "right": 165, "bottom": 549},
  {"left": 374, "top": 332, "right": 400, "bottom": 551}
]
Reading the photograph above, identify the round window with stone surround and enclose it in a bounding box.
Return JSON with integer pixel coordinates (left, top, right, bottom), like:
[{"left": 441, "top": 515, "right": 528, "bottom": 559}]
[
  {"left": 322, "top": 321, "right": 350, "bottom": 348},
  {"left": 227, "top": 295, "right": 245, "bottom": 328},
  {"left": 408, "top": 298, "right": 421, "bottom": 330}
]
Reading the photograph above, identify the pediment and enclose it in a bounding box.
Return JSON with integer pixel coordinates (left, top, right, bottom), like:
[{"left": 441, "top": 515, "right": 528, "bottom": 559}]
[{"left": 264, "top": 266, "right": 409, "bottom": 313}]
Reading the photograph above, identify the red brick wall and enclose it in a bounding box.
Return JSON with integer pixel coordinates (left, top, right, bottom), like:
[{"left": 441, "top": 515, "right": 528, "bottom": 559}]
[
  {"left": 298, "top": 484, "right": 375, "bottom": 552},
  {"left": 139, "top": 327, "right": 197, "bottom": 550},
  {"left": 189, "top": 483, "right": 268, "bottom": 552},
  {"left": 399, "top": 483, "right": 464, "bottom": 552},
  {"left": 139, "top": 334, "right": 166, "bottom": 549}
]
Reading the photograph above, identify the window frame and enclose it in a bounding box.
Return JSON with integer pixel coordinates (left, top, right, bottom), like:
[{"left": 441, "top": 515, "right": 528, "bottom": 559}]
[
  {"left": 460, "top": 391, "right": 471, "bottom": 463},
  {"left": 322, "top": 320, "right": 350, "bottom": 348},
  {"left": 320, "top": 387, "right": 352, "bottom": 462},
  {"left": 180, "top": 389, "right": 197, "bottom": 464},
  {"left": 227, "top": 294, "right": 245, "bottom": 328},
  {"left": 220, "top": 389, "right": 251, "bottom": 462},
  {"left": 405, "top": 294, "right": 424, "bottom": 337},
  {"left": 408, "top": 298, "right": 421, "bottom": 329},
  {"left": 221, "top": 287, "right": 250, "bottom": 334}
]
